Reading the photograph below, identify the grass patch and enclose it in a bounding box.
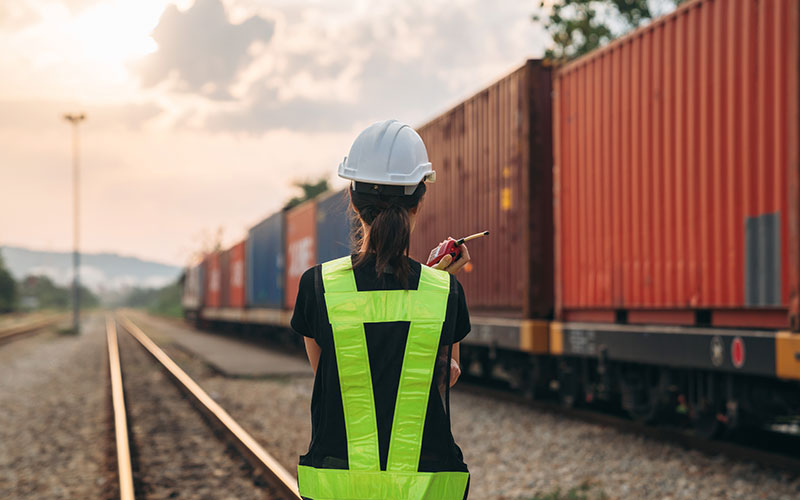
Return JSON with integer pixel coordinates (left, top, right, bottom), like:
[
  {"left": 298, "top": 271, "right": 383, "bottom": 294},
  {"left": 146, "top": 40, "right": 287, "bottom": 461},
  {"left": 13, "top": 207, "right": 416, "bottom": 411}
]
[
  {"left": 148, "top": 302, "right": 183, "bottom": 319},
  {"left": 57, "top": 326, "right": 80, "bottom": 336}
]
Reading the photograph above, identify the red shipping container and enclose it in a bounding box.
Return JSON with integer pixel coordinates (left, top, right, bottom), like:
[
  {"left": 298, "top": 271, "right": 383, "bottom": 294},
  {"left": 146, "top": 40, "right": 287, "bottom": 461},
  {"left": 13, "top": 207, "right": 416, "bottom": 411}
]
[
  {"left": 285, "top": 200, "right": 317, "bottom": 309},
  {"left": 204, "top": 252, "right": 221, "bottom": 309},
  {"left": 411, "top": 60, "right": 554, "bottom": 318},
  {"left": 219, "top": 248, "right": 231, "bottom": 307},
  {"left": 553, "top": 0, "right": 800, "bottom": 329},
  {"left": 228, "top": 240, "right": 246, "bottom": 308}
]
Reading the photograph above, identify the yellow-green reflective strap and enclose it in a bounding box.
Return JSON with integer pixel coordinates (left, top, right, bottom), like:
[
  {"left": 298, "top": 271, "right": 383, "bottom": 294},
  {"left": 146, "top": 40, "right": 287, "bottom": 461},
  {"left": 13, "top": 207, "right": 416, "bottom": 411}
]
[
  {"left": 322, "top": 257, "right": 379, "bottom": 471},
  {"left": 322, "top": 256, "right": 357, "bottom": 292},
  {"left": 320, "top": 257, "right": 450, "bottom": 475},
  {"left": 330, "top": 322, "right": 381, "bottom": 470},
  {"left": 298, "top": 465, "right": 469, "bottom": 500},
  {"left": 386, "top": 266, "right": 449, "bottom": 472},
  {"left": 325, "top": 289, "right": 449, "bottom": 322}
]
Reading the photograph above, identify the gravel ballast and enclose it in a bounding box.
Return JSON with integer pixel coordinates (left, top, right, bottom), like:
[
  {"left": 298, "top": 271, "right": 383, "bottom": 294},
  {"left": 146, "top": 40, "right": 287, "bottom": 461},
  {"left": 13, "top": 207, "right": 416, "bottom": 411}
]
[
  {"left": 134, "top": 314, "right": 800, "bottom": 500},
  {"left": 0, "top": 315, "right": 115, "bottom": 500}
]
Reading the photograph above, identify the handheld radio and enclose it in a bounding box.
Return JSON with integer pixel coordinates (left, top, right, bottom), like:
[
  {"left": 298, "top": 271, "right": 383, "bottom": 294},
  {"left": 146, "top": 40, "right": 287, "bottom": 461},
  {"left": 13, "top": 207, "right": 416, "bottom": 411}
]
[{"left": 426, "top": 231, "right": 489, "bottom": 267}]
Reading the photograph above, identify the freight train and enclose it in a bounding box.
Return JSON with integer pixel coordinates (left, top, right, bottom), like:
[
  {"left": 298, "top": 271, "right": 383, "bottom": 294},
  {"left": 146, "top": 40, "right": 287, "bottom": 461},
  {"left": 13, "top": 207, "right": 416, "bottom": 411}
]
[{"left": 183, "top": 0, "right": 800, "bottom": 436}]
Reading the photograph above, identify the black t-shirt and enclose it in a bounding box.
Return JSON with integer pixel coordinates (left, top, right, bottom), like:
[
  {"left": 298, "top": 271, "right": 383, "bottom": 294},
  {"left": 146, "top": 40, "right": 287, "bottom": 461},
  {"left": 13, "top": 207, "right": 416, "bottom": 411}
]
[{"left": 291, "top": 255, "right": 470, "bottom": 473}]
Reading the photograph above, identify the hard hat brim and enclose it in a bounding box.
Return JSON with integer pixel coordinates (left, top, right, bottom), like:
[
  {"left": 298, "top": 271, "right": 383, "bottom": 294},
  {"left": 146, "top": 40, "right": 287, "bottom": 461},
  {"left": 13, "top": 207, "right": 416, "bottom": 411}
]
[{"left": 338, "top": 158, "right": 435, "bottom": 187}]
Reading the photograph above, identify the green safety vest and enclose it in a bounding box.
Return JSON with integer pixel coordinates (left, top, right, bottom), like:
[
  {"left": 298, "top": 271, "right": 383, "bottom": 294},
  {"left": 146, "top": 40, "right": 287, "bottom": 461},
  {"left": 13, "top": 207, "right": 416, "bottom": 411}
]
[{"left": 297, "top": 256, "right": 470, "bottom": 500}]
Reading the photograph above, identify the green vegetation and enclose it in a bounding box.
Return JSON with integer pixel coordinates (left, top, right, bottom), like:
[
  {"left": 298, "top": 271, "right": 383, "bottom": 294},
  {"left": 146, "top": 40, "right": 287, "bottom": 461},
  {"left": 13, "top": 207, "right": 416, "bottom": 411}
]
[
  {"left": 16, "top": 275, "right": 99, "bottom": 310},
  {"left": 534, "top": 0, "right": 687, "bottom": 61},
  {"left": 0, "top": 249, "right": 101, "bottom": 314},
  {"left": 284, "top": 177, "right": 330, "bottom": 209},
  {"left": 527, "top": 483, "right": 608, "bottom": 500},
  {"left": 123, "top": 279, "right": 183, "bottom": 318},
  {"left": 0, "top": 253, "right": 17, "bottom": 312}
]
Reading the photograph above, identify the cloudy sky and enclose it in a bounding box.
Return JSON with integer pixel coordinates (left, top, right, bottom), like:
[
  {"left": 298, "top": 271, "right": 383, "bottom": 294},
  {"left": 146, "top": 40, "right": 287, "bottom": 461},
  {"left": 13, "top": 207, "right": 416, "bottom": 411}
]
[{"left": 0, "top": 0, "right": 548, "bottom": 266}]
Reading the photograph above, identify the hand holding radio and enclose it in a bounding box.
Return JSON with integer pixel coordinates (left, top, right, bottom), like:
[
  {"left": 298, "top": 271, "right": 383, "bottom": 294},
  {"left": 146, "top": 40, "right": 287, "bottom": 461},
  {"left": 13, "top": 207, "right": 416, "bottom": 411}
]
[
  {"left": 431, "top": 240, "right": 471, "bottom": 274},
  {"left": 427, "top": 231, "right": 488, "bottom": 275}
]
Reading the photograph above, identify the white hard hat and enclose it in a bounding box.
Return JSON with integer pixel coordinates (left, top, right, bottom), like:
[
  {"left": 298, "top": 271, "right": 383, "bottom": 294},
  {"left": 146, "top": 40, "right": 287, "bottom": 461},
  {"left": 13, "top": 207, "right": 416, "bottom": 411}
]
[{"left": 338, "top": 119, "right": 436, "bottom": 195}]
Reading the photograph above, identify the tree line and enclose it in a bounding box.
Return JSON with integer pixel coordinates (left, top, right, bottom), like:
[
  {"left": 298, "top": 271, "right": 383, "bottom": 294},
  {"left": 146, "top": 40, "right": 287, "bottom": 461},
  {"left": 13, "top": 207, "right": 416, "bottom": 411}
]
[{"left": 0, "top": 253, "right": 99, "bottom": 313}]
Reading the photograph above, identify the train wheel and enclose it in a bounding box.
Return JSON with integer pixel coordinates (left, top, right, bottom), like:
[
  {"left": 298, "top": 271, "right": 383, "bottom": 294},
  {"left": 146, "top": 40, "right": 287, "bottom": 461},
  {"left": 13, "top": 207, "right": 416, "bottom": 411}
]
[
  {"left": 459, "top": 346, "right": 492, "bottom": 380},
  {"left": 509, "top": 361, "right": 538, "bottom": 400},
  {"left": 687, "top": 372, "right": 725, "bottom": 438},
  {"left": 474, "top": 348, "right": 496, "bottom": 380},
  {"left": 480, "top": 356, "right": 495, "bottom": 380},
  {"left": 620, "top": 367, "right": 667, "bottom": 424},
  {"left": 557, "top": 359, "right": 582, "bottom": 408},
  {"left": 690, "top": 408, "right": 724, "bottom": 439}
]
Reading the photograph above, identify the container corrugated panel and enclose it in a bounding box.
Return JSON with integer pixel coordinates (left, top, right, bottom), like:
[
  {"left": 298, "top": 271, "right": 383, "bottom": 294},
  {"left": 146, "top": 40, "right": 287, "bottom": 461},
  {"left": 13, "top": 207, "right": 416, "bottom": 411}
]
[
  {"left": 285, "top": 200, "right": 317, "bottom": 309},
  {"left": 228, "top": 240, "right": 246, "bottom": 308},
  {"left": 246, "top": 212, "right": 285, "bottom": 309},
  {"left": 204, "top": 252, "right": 221, "bottom": 308},
  {"left": 316, "top": 189, "right": 354, "bottom": 263},
  {"left": 410, "top": 60, "right": 554, "bottom": 318},
  {"left": 219, "top": 248, "right": 231, "bottom": 308},
  {"left": 554, "top": 0, "right": 800, "bottom": 329},
  {"left": 181, "top": 263, "right": 204, "bottom": 310}
]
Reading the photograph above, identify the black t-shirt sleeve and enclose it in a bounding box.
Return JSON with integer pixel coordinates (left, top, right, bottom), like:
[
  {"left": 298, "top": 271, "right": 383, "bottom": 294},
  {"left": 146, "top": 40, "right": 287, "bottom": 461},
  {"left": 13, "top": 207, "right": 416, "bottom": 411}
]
[
  {"left": 450, "top": 278, "right": 471, "bottom": 344},
  {"left": 290, "top": 267, "right": 317, "bottom": 338}
]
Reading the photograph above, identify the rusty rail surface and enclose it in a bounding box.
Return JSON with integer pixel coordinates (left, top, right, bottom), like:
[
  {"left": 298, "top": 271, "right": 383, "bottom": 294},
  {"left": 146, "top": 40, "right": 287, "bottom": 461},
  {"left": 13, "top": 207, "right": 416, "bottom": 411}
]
[
  {"left": 105, "top": 315, "right": 136, "bottom": 500},
  {"left": 116, "top": 313, "right": 301, "bottom": 499}
]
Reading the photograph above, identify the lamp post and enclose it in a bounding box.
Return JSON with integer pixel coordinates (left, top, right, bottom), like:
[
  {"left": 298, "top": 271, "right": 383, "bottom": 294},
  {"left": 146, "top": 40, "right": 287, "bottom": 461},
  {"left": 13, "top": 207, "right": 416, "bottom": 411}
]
[{"left": 63, "top": 113, "right": 86, "bottom": 334}]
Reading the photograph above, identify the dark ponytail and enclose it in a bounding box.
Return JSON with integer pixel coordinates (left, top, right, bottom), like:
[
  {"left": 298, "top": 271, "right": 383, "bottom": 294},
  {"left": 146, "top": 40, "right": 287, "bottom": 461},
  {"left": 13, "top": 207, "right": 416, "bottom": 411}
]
[{"left": 350, "top": 182, "right": 426, "bottom": 287}]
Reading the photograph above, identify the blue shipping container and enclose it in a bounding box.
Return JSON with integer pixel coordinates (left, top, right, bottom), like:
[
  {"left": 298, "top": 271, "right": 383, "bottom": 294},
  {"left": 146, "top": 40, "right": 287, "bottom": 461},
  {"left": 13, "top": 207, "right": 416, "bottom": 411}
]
[
  {"left": 246, "top": 212, "right": 285, "bottom": 308},
  {"left": 316, "top": 189, "right": 353, "bottom": 263}
]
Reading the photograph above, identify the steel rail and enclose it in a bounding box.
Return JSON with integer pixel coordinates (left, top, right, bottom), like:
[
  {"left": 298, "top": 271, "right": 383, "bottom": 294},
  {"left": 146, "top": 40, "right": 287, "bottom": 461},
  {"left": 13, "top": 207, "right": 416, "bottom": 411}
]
[
  {"left": 105, "top": 315, "right": 135, "bottom": 500},
  {"left": 0, "top": 315, "right": 64, "bottom": 344},
  {"left": 116, "top": 313, "right": 301, "bottom": 499}
]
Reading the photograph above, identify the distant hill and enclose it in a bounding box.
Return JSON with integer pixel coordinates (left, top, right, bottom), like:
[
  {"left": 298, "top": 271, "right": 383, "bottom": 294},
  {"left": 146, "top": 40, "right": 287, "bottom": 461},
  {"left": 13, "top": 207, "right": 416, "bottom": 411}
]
[{"left": 0, "top": 245, "right": 182, "bottom": 293}]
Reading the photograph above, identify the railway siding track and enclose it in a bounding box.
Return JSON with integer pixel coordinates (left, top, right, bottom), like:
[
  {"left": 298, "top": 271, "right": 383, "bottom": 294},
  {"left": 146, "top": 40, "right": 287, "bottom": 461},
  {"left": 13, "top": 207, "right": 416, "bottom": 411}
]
[
  {"left": 0, "top": 314, "right": 65, "bottom": 344},
  {"left": 107, "top": 313, "right": 301, "bottom": 499}
]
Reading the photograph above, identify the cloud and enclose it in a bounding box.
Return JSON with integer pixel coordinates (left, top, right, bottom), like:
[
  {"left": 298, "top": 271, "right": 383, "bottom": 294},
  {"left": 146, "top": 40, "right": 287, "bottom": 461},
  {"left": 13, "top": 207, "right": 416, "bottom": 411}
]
[
  {"left": 0, "top": 100, "right": 163, "bottom": 131},
  {"left": 60, "top": 0, "right": 105, "bottom": 14},
  {"left": 205, "top": 89, "right": 353, "bottom": 133},
  {"left": 137, "top": 0, "right": 275, "bottom": 99},
  {"left": 186, "top": 0, "right": 547, "bottom": 134},
  {"left": 0, "top": 2, "right": 40, "bottom": 29},
  {"left": 203, "top": 55, "right": 453, "bottom": 134},
  {"left": 0, "top": 0, "right": 104, "bottom": 29}
]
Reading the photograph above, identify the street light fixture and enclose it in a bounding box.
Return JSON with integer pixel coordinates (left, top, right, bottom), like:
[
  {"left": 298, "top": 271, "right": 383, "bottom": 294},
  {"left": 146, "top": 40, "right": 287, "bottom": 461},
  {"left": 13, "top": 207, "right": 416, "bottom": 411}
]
[{"left": 63, "top": 112, "right": 86, "bottom": 334}]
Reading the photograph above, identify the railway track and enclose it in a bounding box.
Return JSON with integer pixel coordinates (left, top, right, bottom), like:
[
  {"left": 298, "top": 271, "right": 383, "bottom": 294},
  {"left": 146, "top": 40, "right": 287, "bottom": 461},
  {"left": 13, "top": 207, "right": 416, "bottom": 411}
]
[
  {"left": 0, "top": 314, "right": 65, "bottom": 344},
  {"left": 458, "top": 378, "right": 800, "bottom": 476},
  {"left": 105, "top": 313, "right": 301, "bottom": 499}
]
